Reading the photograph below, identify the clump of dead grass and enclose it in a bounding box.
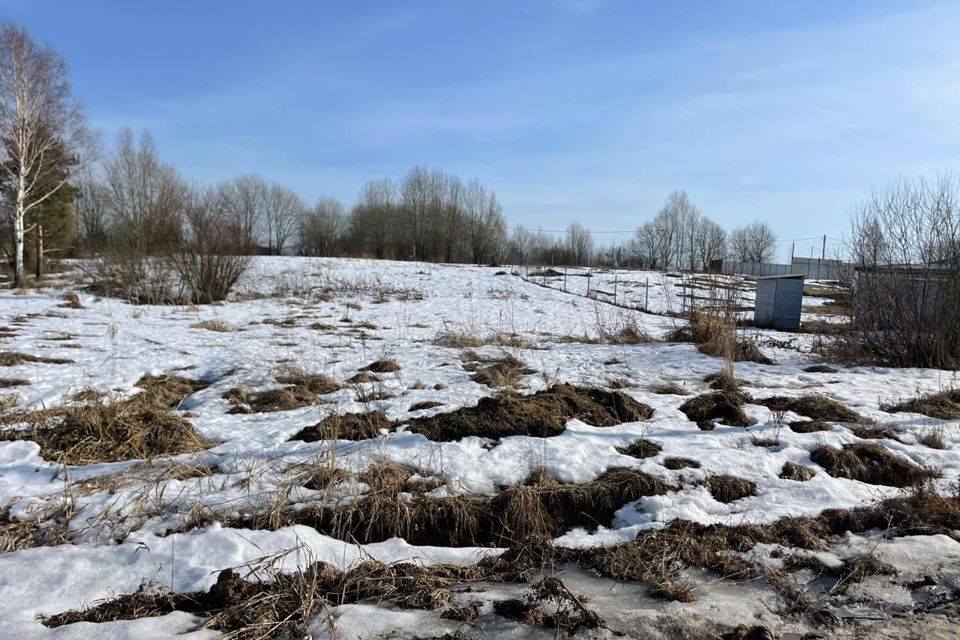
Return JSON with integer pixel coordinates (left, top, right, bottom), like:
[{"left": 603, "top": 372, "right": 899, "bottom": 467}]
[
  {"left": 225, "top": 372, "right": 340, "bottom": 414},
  {"left": 0, "top": 352, "right": 74, "bottom": 366},
  {"left": 433, "top": 328, "right": 532, "bottom": 349},
  {"left": 788, "top": 420, "right": 832, "bottom": 433},
  {"left": 779, "top": 462, "right": 816, "bottom": 482},
  {"left": 58, "top": 291, "right": 85, "bottom": 309},
  {"left": 617, "top": 439, "right": 662, "bottom": 459},
  {"left": 289, "top": 411, "right": 393, "bottom": 441},
  {"left": 663, "top": 457, "right": 700, "bottom": 470},
  {"left": 707, "top": 475, "right": 757, "bottom": 503},
  {"left": 189, "top": 319, "right": 232, "bottom": 332},
  {"left": 665, "top": 309, "right": 773, "bottom": 364},
  {"left": 679, "top": 390, "right": 752, "bottom": 430},
  {"left": 405, "top": 384, "right": 653, "bottom": 442},
  {"left": 883, "top": 389, "right": 960, "bottom": 420},
  {"left": 755, "top": 394, "right": 868, "bottom": 424},
  {"left": 810, "top": 442, "right": 935, "bottom": 487},
  {"left": 461, "top": 351, "right": 536, "bottom": 388},
  {"left": 362, "top": 358, "right": 400, "bottom": 374},
  {"left": 0, "top": 375, "right": 211, "bottom": 464},
  {"left": 649, "top": 381, "right": 689, "bottom": 395}
]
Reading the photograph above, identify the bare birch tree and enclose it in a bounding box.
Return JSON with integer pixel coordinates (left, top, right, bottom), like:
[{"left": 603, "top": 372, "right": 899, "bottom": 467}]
[{"left": 0, "top": 22, "right": 90, "bottom": 287}]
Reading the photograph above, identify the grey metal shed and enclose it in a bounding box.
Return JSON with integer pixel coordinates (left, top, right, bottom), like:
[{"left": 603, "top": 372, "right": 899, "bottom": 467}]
[{"left": 754, "top": 274, "right": 804, "bottom": 330}]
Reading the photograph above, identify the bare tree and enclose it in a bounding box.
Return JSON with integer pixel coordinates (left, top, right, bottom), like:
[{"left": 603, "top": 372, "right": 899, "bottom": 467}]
[
  {"left": 219, "top": 174, "right": 267, "bottom": 249},
  {"left": 74, "top": 174, "right": 109, "bottom": 252},
  {"left": 104, "top": 129, "right": 185, "bottom": 253},
  {"left": 729, "top": 220, "right": 777, "bottom": 263},
  {"left": 299, "top": 196, "right": 344, "bottom": 256},
  {"left": 263, "top": 182, "right": 302, "bottom": 255},
  {"left": 171, "top": 185, "right": 253, "bottom": 303},
  {"left": 0, "top": 22, "right": 90, "bottom": 287},
  {"left": 566, "top": 221, "right": 593, "bottom": 265},
  {"left": 843, "top": 173, "right": 960, "bottom": 367},
  {"left": 508, "top": 225, "right": 534, "bottom": 265}
]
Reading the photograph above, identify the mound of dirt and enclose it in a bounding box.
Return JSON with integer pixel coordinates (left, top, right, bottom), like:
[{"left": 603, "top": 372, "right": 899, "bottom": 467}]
[
  {"left": 404, "top": 384, "right": 654, "bottom": 441},
  {"left": 0, "top": 384, "right": 211, "bottom": 465},
  {"left": 755, "top": 394, "right": 868, "bottom": 424},
  {"left": 810, "top": 443, "right": 932, "bottom": 487},
  {"left": 290, "top": 411, "right": 393, "bottom": 441},
  {"left": 884, "top": 389, "right": 960, "bottom": 420},
  {"left": 679, "top": 391, "right": 752, "bottom": 430},
  {"left": 0, "top": 377, "right": 30, "bottom": 388}
]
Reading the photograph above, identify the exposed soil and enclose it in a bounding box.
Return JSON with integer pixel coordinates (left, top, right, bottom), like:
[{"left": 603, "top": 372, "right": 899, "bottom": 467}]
[
  {"left": 0, "top": 378, "right": 30, "bottom": 388},
  {"left": 409, "top": 400, "right": 444, "bottom": 411},
  {"left": 404, "top": 384, "right": 654, "bottom": 441}
]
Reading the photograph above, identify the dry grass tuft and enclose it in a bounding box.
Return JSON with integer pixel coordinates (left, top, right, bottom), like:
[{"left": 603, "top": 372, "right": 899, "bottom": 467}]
[
  {"left": 617, "top": 439, "right": 662, "bottom": 459},
  {"left": 189, "top": 319, "right": 232, "bottom": 332},
  {"left": 788, "top": 420, "right": 832, "bottom": 433},
  {"left": 810, "top": 443, "right": 935, "bottom": 487},
  {"left": 663, "top": 457, "right": 700, "bottom": 470},
  {"left": 755, "top": 394, "right": 868, "bottom": 424},
  {"left": 707, "top": 475, "right": 757, "bottom": 503},
  {"left": 679, "top": 390, "right": 751, "bottom": 430},
  {"left": 362, "top": 358, "right": 400, "bottom": 373},
  {"left": 779, "top": 462, "right": 816, "bottom": 482},
  {"left": 665, "top": 309, "right": 773, "bottom": 364},
  {"left": 703, "top": 370, "right": 744, "bottom": 393},
  {"left": 225, "top": 372, "right": 339, "bottom": 414},
  {"left": 0, "top": 352, "right": 74, "bottom": 366},
  {"left": 918, "top": 427, "right": 947, "bottom": 450},
  {"left": 0, "top": 377, "right": 211, "bottom": 465},
  {"left": 409, "top": 400, "right": 443, "bottom": 411},
  {"left": 462, "top": 351, "right": 536, "bottom": 388},
  {"left": 347, "top": 371, "right": 379, "bottom": 384},
  {"left": 649, "top": 381, "right": 689, "bottom": 395},
  {"left": 289, "top": 411, "right": 393, "bottom": 442},
  {"left": 432, "top": 329, "right": 532, "bottom": 349},
  {"left": 884, "top": 389, "right": 960, "bottom": 420},
  {"left": 405, "top": 383, "right": 653, "bottom": 442},
  {"left": 58, "top": 291, "right": 85, "bottom": 309}
]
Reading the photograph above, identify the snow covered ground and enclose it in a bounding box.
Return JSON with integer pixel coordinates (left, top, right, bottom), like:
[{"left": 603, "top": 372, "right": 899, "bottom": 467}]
[{"left": 0, "top": 257, "right": 958, "bottom": 639}]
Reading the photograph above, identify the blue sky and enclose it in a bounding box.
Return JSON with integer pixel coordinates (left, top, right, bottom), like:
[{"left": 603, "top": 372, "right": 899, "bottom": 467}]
[{"left": 4, "top": 0, "right": 960, "bottom": 259}]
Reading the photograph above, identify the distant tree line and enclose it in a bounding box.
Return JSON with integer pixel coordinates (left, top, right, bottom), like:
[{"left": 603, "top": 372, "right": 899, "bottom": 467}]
[{"left": 1, "top": 20, "right": 788, "bottom": 300}]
